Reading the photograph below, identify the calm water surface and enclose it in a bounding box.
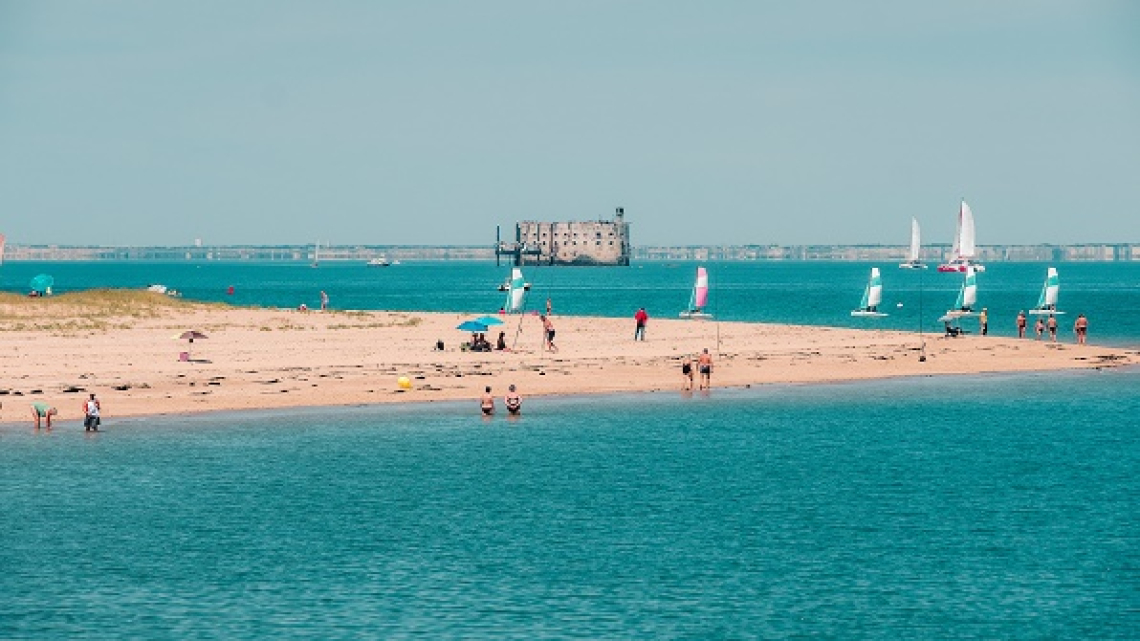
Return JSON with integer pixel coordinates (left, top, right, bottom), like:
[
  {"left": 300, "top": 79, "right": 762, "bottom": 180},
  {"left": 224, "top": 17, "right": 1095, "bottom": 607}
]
[{"left": 2, "top": 371, "right": 1138, "bottom": 637}]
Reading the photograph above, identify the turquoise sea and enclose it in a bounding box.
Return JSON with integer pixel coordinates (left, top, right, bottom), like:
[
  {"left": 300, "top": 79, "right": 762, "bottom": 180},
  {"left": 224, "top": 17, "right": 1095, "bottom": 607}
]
[{"left": 2, "top": 261, "right": 1138, "bottom": 637}]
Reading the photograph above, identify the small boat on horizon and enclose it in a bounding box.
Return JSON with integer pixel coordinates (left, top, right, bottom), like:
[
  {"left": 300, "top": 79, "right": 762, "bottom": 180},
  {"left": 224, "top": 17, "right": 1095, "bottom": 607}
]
[
  {"left": 851, "top": 267, "right": 887, "bottom": 317},
  {"left": 898, "top": 218, "right": 927, "bottom": 269},
  {"left": 938, "top": 199, "right": 986, "bottom": 273},
  {"left": 1027, "top": 267, "right": 1064, "bottom": 315},
  {"left": 367, "top": 257, "right": 391, "bottom": 267},
  {"left": 679, "top": 266, "right": 713, "bottom": 319}
]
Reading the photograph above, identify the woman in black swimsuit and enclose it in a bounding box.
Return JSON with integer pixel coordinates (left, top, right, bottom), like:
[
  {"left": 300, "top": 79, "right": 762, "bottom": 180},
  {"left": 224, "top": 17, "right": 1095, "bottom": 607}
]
[
  {"left": 681, "top": 357, "right": 693, "bottom": 390},
  {"left": 480, "top": 386, "right": 495, "bottom": 415}
]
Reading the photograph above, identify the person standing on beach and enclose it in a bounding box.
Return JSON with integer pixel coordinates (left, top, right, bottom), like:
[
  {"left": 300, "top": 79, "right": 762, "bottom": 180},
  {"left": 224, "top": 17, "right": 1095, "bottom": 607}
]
[
  {"left": 979, "top": 308, "right": 988, "bottom": 336},
  {"left": 1035, "top": 317, "right": 1045, "bottom": 340},
  {"left": 681, "top": 357, "right": 694, "bottom": 391},
  {"left": 1074, "top": 314, "right": 1088, "bottom": 345},
  {"left": 31, "top": 402, "right": 57, "bottom": 430},
  {"left": 1047, "top": 315, "right": 1058, "bottom": 342},
  {"left": 82, "top": 393, "right": 101, "bottom": 432},
  {"left": 480, "top": 386, "right": 495, "bottom": 416},
  {"left": 504, "top": 384, "right": 522, "bottom": 416},
  {"left": 634, "top": 307, "right": 649, "bottom": 341},
  {"left": 698, "top": 348, "right": 713, "bottom": 390},
  {"left": 320, "top": 290, "right": 329, "bottom": 311},
  {"left": 1017, "top": 311, "right": 1027, "bottom": 338},
  {"left": 541, "top": 315, "right": 558, "bottom": 353}
]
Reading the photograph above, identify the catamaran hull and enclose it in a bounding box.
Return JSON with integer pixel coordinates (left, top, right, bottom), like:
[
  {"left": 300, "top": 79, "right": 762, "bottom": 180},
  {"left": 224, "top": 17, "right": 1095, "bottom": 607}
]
[
  {"left": 1027, "top": 309, "right": 1065, "bottom": 316},
  {"left": 850, "top": 311, "right": 888, "bottom": 317},
  {"left": 679, "top": 311, "right": 714, "bottom": 320},
  {"left": 898, "top": 262, "right": 927, "bottom": 270},
  {"left": 937, "top": 263, "right": 986, "bottom": 273}
]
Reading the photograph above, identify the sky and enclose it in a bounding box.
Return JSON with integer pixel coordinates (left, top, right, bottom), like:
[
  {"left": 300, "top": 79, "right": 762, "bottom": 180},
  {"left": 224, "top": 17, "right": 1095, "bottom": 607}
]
[{"left": 1, "top": 1, "right": 1138, "bottom": 247}]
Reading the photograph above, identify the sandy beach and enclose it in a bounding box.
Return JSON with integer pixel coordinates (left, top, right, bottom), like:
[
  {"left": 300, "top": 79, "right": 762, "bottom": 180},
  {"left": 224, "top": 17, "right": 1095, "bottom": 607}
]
[{"left": 1, "top": 291, "right": 1136, "bottom": 423}]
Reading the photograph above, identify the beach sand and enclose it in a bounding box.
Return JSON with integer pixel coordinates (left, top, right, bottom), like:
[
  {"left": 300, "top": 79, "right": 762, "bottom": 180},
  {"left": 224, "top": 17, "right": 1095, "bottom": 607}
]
[{"left": 1, "top": 291, "right": 1136, "bottom": 422}]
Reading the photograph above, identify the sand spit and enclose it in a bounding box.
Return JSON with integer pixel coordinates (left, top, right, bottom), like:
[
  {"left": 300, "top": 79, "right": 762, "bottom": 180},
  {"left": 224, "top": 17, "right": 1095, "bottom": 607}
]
[{"left": 0, "top": 291, "right": 1136, "bottom": 422}]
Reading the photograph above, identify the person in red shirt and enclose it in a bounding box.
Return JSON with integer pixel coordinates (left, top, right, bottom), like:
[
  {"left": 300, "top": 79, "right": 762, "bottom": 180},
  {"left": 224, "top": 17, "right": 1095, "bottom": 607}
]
[{"left": 634, "top": 307, "right": 649, "bottom": 341}]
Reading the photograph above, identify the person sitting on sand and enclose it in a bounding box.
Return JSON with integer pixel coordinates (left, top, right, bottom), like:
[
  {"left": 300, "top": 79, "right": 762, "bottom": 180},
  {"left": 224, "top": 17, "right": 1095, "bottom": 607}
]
[
  {"left": 31, "top": 402, "right": 57, "bottom": 430},
  {"left": 504, "top": 384, "right": 522, "bottom": 416},
  {"left": 496, "top": 331, "right": 509, "bottom": 351},
  {"left": 434, "top": 339, "right": 445, "bottom": 351},
  {"left": 480, "top": 386, "right": 495, "bottom": 416}
]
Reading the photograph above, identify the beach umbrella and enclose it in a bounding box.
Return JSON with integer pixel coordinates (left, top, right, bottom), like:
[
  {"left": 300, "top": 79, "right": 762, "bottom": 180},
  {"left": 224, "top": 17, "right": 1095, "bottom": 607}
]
[
  {"left": 456, "top": 320, "right": 489, "bottom": 332},
  {"left": 173, "top": 330, "right": 208, "bottom": 360},
  {"left": 29, "top": 274, "right": 54, "bottom": 294},
  {"left": 473, "top": 315, "right": 505, "bottom": 326}
]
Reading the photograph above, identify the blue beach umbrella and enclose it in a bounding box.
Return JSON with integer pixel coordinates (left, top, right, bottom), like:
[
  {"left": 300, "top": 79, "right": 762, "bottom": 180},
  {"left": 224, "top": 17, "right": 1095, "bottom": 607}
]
[
  {"left": 29, "top": 274, "right": 54, "bottom": 294},
  {"left": 473, "top": 315, "right": 505, "bottom": 327},
  {"left": 456, "top": 320, "right": 489, "bottom": 332}
]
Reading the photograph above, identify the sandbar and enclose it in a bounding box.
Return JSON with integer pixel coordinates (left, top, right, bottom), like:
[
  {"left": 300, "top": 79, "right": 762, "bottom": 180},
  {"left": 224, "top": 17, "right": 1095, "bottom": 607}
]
[{"left": 1, "top": 291, "right": 1135, "bottom": 423}]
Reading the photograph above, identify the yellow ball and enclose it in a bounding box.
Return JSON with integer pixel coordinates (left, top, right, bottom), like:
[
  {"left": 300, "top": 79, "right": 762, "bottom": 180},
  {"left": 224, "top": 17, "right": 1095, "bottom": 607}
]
[{"left": 398, "top": 376, "right": 412, "bottom": 389}]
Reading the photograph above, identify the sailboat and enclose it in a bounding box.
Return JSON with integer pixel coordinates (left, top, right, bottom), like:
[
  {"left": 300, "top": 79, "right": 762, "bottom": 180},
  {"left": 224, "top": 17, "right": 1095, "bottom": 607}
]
[
  {"left": 937, "top": 199, "right": 986, "bottom": 273},
  {"left": 898, "top": 218, "right": 927, "bottom": 269},
  {"left": 679, "top": 266, "right": 713, "bottom": 319},
  {"left": 1028, "top": 267, "right": 1064, "bottom": 315},
  {"left": 851, "top": 267, "right": 887, "bottom": 317},
  {"left": 504, "top": 267, "right": 527, "bottom": 313},
  {"left": 938, "top": 266, "right": 979, "bottom": 323},
  {"left": 0, "top": 233, "right": 6, "bottom": 266},
  {"left": 310, "top": 241, "right": 320, "bottom": 268}
]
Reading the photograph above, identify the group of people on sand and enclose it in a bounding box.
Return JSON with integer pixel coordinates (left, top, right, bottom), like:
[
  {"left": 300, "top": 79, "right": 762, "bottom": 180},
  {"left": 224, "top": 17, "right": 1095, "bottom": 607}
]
[
  {"left": 680, "top": 348, "right": 714, "bottom": 391},
  {"left": 480, "top": 384, "right": 523, "bottom": 416},
  {"left": 30, "top": 393, "right": 102, "bottom": 431},
  {"left": 1015, "top": 311, "right": 1088, "bottom": 344}
]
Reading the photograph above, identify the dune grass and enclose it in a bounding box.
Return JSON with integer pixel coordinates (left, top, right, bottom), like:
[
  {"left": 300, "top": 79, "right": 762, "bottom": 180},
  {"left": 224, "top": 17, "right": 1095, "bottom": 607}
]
[{"left": 0, "top": 290, "right": 229, "bottom": 331}]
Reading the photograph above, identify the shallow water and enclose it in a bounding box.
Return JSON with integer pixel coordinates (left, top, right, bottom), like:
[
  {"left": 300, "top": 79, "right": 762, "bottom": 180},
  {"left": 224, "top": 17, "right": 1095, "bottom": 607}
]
[{"left": 2, "top": 370, "right": 1137, "bottom": 637}]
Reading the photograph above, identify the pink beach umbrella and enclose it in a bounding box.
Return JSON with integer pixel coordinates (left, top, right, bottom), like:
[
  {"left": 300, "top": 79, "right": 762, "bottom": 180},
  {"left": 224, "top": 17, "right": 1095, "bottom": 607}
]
[{"left": 173, "top": 330, "right": 208, "bottom": 360}]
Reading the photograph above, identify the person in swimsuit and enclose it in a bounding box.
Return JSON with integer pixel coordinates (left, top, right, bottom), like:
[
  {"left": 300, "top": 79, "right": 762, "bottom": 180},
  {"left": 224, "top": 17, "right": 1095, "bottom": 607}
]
[
  {"left": 1016, "top": 311, "right": 1027, "bottom": 338},
  {"left": 480, "top": 386, "right": 495, "bottom": 416},
  {"left": 31, "top": 402, "right": 57, "bottom": 430},
  {"left": 1074, "top": 314, "right": 1088, "bottom": 345},
  {"left": 540, "top": 315, "right": 558, "bottom": 353},
  {"left": 681, "top": 357, "right": 693, "bottom": 390},
  {"left": 697, "top": 348, "right": 713, "bottom": 390},
  {"left": 1035, "top": 317, "right": 1045, "bottom": 340},
  {"left": 1047, "top": 315, "right": 1058, "bottom": 342},
  {"left": 504, "top": 384, "right": 522, "bottom": 416},
  {"left": 979, "top": 308, "right": 988, "bottom": 336}
]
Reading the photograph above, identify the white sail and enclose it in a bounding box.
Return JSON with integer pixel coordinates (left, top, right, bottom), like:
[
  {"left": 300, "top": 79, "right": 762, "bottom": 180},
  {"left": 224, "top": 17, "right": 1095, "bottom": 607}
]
[
  {"left": 1029, "top": 267, "right": 1063, "bottom": 315},
  {"left": 957, "top": 266, "right": 977, "bottom": 310},
  {"left": 958, "top": 200, "right": 976, "bottom": 258},
  {"left": 0, "top": 233, "right": 5, "bottom": 266},
  {"left": 867, "top": 268, "right": 883, "bottom": 308},
  {"left": 505, "top": 268, "right": 526, "bottom": 312},
  {"left": 908, "top": 218, "right": 921, "bottom": 262}
]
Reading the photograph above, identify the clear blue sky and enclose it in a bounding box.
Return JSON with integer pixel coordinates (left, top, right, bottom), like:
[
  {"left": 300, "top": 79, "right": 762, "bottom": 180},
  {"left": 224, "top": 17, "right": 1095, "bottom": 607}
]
[{"left": 1, "top": 1, "right": 1137, "bottom": 247}]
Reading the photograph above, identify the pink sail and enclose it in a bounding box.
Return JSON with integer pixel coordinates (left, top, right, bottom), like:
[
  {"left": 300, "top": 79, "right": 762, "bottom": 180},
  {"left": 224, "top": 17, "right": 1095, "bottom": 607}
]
[{"left": 693, "top": 267, "right": 709, "bottom": 309}]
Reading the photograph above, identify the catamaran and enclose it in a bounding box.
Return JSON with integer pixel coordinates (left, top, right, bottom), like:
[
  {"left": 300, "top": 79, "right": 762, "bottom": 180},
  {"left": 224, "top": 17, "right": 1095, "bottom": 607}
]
[
  {"left": 898, "top": 218, "right": 927, "bottom": 269},
  {"left": 1028, "top": 267, "right": 1064, "bottom": 315},
  {"left": 937, "top": 199, "right": 986, "bottom": 273},
  {"left": 938, "top": 266, "right": 979, "bottom": 323},
  {"left": 679, "top": 266, "right": 713, "bottom": 319},
  {"left": 851, "top": 267, "right": 887, "bottom": 317},
  {"left": 504, "top": 267, "right": 527, "bottom": 313}
]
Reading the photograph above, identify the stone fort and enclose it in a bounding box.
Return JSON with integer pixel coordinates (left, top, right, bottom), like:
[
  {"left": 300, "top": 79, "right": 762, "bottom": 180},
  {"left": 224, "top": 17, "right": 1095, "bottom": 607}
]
[{"left": 496, "top": 208, "right": 631, "bottom": 266}]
